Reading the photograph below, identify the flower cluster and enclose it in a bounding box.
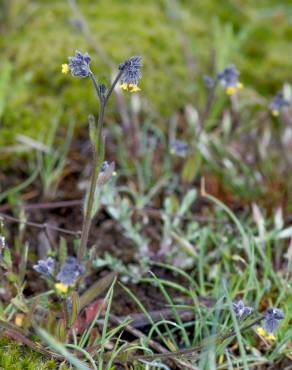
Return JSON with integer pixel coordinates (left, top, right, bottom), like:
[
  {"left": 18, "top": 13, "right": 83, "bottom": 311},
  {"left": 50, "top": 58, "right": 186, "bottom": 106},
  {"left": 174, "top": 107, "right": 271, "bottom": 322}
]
[
  {"left": 56, "top": 257, "right": 85, "bottom": 286},
  {"left": 119, "top": 55, "right": 142, "bottom": 92},
  {"left": 263, "top": 308, "right": 284, "bottom": 333},
  {"left": 217, "top": 64, "right": 243, "bottom": 95},
  {"left": 232, "top": 300, "right": 284, "bottom": 339},
  {"left": 269, "top": 91, "right": 289, "bottom": 116},
  {"left": 33, "top": 256, "right": 85, "bottom": 294},
  {"left": 170, "top": 139, "right": 189, "bottom": 157},
  {"left": 232, "top": 300, "right": 253, "bottom": 319},
  {"left": 62, "top": 50, "right": 92, "bottom": 78},
  {"left": 62, "top": 52, "right": 142, "bottom": 94}
]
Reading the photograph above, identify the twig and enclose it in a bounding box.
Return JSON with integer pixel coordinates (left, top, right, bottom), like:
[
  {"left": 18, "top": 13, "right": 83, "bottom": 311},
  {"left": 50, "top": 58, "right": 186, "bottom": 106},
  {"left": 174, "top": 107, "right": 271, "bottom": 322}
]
[
  {"left": 0, "top": 199, "right": 82, "bottom": 212},
  {"left": 0, "top": 212, "right": 80, "bottom": 236}
]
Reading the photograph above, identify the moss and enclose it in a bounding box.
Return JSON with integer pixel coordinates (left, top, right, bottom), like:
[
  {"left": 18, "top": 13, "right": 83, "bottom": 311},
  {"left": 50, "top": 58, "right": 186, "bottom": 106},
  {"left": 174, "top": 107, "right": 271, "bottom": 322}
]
[
  {"left": 0, "top": 0, "right": 291, "bottom": 146},
  {"left": 0, "top": 337, "right": 66, "bottom": 369}
]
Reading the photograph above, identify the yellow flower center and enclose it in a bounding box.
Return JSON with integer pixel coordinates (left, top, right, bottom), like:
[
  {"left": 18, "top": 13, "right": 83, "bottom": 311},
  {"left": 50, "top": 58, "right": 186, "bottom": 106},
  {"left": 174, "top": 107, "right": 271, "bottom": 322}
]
[{"left": 272, "top": 109, "right": 279, "bottom": 117}]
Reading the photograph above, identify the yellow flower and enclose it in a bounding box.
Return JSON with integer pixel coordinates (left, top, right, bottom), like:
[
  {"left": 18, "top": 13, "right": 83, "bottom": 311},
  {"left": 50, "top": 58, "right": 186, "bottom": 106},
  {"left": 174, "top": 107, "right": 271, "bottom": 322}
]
[
  {"left": 272, "top": 109, "right": 279, "bottom": 117},
  {"left": 61, "top": 64, "right": 69, "bottom": 74},
  {"left": 120, "top": 83, "right": 141, "bottom": 93},
  {"left": 266, "top": 333, "right": 276, "bottom": 341},
  {"left": 55, "top": 282, "right": 69, "bottom": 294},
  {"left": 15, "top": 313, "right": 25, "bottom": 327},
  {"left": 120, "top": 83, "right": 128, "bottom": 91},
  {"left": 226, "top": 82, "right": 243, "bottom": 95},
  {"left": 256, "top": 327, "right": 276, "bottom": 341},
  {"left": 128, "top": 83, "right": 141, "bottom": 92}
]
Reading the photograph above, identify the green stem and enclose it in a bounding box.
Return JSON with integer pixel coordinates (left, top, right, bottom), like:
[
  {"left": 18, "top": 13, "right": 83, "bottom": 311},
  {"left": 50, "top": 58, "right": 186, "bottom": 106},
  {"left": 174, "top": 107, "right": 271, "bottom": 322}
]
[
  {"left": 78, "top": 103, "right": 105, "bottom": 262},
  {"left": 78, "top": 70, "right": 123, "bottom": 262}
]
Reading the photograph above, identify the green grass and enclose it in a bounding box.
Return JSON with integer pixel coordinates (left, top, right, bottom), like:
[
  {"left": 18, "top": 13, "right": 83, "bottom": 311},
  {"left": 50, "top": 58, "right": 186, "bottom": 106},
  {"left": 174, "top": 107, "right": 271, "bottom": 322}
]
[{"left": 0, "top": 0, "right": 291, "bottom": 146}]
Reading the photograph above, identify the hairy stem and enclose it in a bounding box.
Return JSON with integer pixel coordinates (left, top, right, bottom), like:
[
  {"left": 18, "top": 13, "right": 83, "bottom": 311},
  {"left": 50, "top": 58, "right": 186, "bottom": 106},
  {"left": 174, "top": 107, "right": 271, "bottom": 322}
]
[{"left": 78, "top": 70, "right": 123, "bottom": 262}]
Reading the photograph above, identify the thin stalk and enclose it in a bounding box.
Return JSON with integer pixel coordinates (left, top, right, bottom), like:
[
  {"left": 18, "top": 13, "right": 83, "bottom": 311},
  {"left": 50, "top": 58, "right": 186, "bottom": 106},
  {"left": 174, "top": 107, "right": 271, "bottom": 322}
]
[
  {"left": 78, "top": 70, "right": 123, "bottom": 262},
  {"left": 78, "top": 104, "right": 104, "bottom": 262},
  {"left": 104, "top": 69, "right": 123, "bottom": 104}
]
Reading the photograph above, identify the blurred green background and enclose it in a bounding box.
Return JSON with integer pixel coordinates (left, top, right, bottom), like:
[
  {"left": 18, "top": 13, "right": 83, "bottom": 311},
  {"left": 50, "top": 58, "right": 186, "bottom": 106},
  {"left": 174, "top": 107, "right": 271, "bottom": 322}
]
[{"left": 0, "top": 0, "right": 291, "bottom": 145}]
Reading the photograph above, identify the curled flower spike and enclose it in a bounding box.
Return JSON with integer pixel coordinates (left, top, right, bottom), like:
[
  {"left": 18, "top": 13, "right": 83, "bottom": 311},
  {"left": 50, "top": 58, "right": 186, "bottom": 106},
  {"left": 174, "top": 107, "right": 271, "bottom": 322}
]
[
  {"left": 269, "top": 91, "right": 289, "bottom": 117},
  {"left": 217, "top": 64, "right": 243, "bottom": 95},
  {"left": 56, "top": 257, "right": 85, "bottom": 286},
  {"left": 33, "top": 257, "right": 55, "bottom": 276},
  {"left": 119, "top": 55, "right": 142, "bottom": 92},
  {"left": 68, "top": 50, "right": 91, "bottom": 78},
  {"left": 232, "top": 300, "right": 254, "bottom": 319},
  {"left": 263, "top": 308, "right": 284, "bottom": 333}
]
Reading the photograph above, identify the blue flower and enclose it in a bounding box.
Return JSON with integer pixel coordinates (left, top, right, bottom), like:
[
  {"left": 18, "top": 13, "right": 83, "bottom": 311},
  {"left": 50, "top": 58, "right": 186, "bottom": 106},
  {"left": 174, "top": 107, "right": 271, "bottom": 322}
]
[
  {"left": 33, "top": 257, "right": 55, "bottom": 276},
  {"left": 269, "top": 91, "right": 289, "bottom": 117},
  {"left": 263, "top": 308, "right": 284, "bottom": 333},
  {"left": 119, "top": 55, "right": 142, "bottom": 92},
  {"left": 56, "top": 257, "right": 85, "bottom": 286},
  {"left": 232, "top": 300, "right": 253, "bottom": 319},
  {"left": 217, "top": 64, "right": 243, "bottom": 95},
  {"left": 68, "top": 50, "right": 91, "bottom": 78}
]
